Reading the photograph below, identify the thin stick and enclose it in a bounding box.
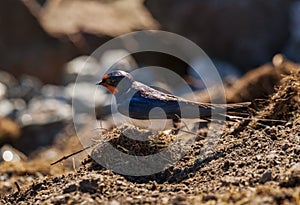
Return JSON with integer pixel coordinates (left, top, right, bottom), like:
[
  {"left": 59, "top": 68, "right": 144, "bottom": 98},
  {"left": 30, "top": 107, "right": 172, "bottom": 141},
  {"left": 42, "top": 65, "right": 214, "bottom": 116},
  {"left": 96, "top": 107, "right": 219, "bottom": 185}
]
[
  {"left": 14, "top": 182, "right": 21, "bottom": 193},
  {"left": 50, "top": 144, "right": 95, "bottom": 166}
]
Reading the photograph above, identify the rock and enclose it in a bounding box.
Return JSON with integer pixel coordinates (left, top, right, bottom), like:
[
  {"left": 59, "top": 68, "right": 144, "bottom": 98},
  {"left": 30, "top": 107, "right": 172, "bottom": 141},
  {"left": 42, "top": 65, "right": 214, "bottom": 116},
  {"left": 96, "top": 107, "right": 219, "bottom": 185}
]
[
  {"left": 0, "top": 0, "right": 158, "bottom": 84},
  {"left": 110, "top": 200, "right": 120, "bottom": 205},
  {"left": 18, "top": 98, "right": 71, "bottom": 126},
  {"left": 41, "top": 85, "right": 69, "bottom": 102},
  {"left": 280, "top": 163, "right": 300, "bottom": 188},
  {"left": 221, "top": 176, "right": 242, "bottom": 186},
  {"left": 7, "top": 75, "right": 42, "bottom": 101},
  {"left": 99, "top": 50, "right": 138, "bottom": 72},
  {"left": 0, "top": 144, "right": 27, "bottom": 162},
  {"left": 0, "top": 83, "right": 7, "bottom": 101},
  {"left": 63, "top": 56, "right": 98, "bottom": 85},
  {"left": 202, "top": 195, "right": 217, "bottom": 202},
  {"left": 38, "top": 0, "right": 158, "bottom": 37},
  {"left": 0, "top": 71, "right": 17, "bottom": 88},
  {"left": 0, "top": 0, "right": 76, "bottom": 84},
  {"left": 0, "top": 98, "right": 26, "bottom": 120},
  {"left": 67, "top": 82, "right": 108, "bottom": 112},
  {"left": 0, "top": 99, "right": 14, "bottom": 117},
  {"left": 260, "top": 171, "right": 272, "bottom": 184},
  {"left": 63, "top": 184, "right": 78, "bottom": 194},
  {"left": 145, "top": 0, "right": 290, "bottom": 69},
  {"left": 79, "top": 179, "right": 98, "bottom": 194}
]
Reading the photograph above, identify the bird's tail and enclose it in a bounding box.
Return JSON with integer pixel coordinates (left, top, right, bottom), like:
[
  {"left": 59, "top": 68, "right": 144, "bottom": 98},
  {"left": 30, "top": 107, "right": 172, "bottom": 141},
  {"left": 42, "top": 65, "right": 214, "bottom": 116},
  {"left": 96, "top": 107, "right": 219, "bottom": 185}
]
[
  {"left": 221, "top": 102, "right": 252, "bottom": 119},
  {"left": 193, "top": 101, "right": 251, "bottom": 121},
  {"left": 223, "top": 102, "right": 251, "bottom": 114},
  {"left": 208, "top": 102, "right": 285, "bottom": 124},
  {"left": 198, "top": 102, "right": 251, "bottom": 114}
]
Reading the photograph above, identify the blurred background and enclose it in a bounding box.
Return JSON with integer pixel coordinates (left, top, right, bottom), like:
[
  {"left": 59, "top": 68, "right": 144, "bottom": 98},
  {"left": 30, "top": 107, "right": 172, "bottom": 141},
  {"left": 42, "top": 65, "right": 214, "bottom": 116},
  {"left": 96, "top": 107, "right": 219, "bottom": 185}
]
[{"left": 0, "top": 0, "right": 299, "bottom": 162}]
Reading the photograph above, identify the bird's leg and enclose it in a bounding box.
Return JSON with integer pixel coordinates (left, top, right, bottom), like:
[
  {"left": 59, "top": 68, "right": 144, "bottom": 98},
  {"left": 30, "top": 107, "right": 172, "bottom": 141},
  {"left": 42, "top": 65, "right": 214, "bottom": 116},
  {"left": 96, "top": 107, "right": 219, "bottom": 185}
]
[{"left": 172, "top": 116, "right": 181, "bottom": 135}]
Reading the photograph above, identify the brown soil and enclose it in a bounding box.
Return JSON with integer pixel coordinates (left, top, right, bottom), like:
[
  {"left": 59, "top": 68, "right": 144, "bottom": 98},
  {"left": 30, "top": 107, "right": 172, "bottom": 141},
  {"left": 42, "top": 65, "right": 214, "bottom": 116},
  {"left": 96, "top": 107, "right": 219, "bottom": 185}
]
[{"left": 1, "top": 60, "right": 300, "bottom": 204}]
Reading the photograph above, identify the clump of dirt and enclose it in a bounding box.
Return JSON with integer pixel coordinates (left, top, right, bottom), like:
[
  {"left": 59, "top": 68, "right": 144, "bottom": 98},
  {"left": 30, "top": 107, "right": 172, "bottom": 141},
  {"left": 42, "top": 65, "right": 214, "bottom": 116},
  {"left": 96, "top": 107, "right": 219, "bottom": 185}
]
[
  {"left": 226, "top": 54, "right": 299, "bottom": 103},
  {"left": 1, "top": 67, "right": 300, "bottom": 204},
  {"left": 257, "top": 70, "right": 300, "bottom": 123},
  {"left": 92, "top": 125, "right": 177, "bottom": 156},
  {"left": 89, "top": 125, "right": 197, "bottom": 181}
]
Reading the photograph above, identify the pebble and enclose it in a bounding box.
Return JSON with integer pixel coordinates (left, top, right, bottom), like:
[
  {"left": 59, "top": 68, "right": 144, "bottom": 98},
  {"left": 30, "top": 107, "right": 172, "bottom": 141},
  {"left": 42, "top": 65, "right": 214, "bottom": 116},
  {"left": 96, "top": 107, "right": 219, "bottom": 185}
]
[
  {"left": 66, "top": 82, "right": 108, "bottom": 109},
  {"left": 0, "top": 173, "right": 9, "bottom": 181},
  {"left": 0, "top": 71, "right": 17, "bottom": 87},
  {"left": 0, "top": 82, "right": 7, "bottom": 100},
  {"left": 0, "top": 99, "right": 14, "bottom": 116},
  {"left": 63, "top": 56, "right": 99, "bottom": 85},
  {"left": 256, "top": 155, "right": 262, "bottom": 161},
  {"left": 0, "top": 144, "right": 27, "bottom": 162},
  {"left": 41, "top": 85, "right": 69, "bottom": 102},
  {"left": 18, "top": 98, "right": 72, "bottom": 126},
  {"left": 266, "top": 151, "right": 277, "bottom": 159},
  {"left": 99, "top": 49, "right": 137, "bottom": 72},
  {"left": 110, "top": 200, "right": 120, "bottom": 205},
  {"left": 63, "top": 184, "right": 78, "bottom": 194},
  {"left": 8, "top": 75, "right": 42, "bottom": 101},
  {"left": 260, "top": 171, "right": 272, "bottom": 184}
]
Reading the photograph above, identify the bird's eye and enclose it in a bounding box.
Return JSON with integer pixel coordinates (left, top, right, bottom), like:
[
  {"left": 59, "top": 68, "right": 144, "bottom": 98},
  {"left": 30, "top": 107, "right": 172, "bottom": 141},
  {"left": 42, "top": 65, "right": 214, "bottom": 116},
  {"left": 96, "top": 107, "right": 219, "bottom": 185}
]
[
  {"left": 105, "top": 78, "right": 116, "bottom": 85},
  {"left": 105, "top": 78, "right": 112, "bottom": 84}
]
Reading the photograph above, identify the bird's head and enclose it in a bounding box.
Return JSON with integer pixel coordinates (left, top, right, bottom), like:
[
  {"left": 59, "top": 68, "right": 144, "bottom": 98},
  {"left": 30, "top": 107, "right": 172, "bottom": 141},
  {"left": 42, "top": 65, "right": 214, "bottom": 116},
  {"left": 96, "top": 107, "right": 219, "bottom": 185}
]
[{"left": 97, "top": 70, "right": 133, "bottom": 94}]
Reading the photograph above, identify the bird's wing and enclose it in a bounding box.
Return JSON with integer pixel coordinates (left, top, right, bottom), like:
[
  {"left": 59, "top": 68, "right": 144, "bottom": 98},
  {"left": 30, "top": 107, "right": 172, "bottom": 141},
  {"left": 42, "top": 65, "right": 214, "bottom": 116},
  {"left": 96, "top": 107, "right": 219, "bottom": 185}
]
[{"left": 117, "top": 82, "right": 212, "bottom": 119}]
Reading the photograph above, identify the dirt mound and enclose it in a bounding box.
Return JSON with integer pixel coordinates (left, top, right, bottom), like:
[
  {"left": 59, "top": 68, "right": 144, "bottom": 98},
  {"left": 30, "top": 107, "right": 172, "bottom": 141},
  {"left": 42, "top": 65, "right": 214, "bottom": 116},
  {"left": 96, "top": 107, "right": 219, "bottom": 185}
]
[
  {"left": 257, "top": 70, "right": 300, "bottom": 123},
  {"left": 1, "top": 70, "right": 300, "bottom": 204}
]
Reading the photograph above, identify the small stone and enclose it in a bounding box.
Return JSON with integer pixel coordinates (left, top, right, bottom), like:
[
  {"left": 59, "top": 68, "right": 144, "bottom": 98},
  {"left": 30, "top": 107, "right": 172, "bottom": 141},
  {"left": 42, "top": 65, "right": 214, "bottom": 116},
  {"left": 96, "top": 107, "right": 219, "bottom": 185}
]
[
  {"left": 0, "top": 71, "right": 17, "bottom": 87},
  {"left": 272, "top": 54, "right": 285, "bottom": 67},
  {"left": 79, "top": 179, "right": 98, "bottom": 194},
  {"left": 0, "top": 83, "right": 7, "bottom": 100},
  {"left": 110, "top": 200, "right": 120, "bottom": 205},
  {"left": 18, "top": 98, "right": 71, "bottom": 126},
  {"left": 0, "top": 99, "right": 14, "bottom": 116},
  {"left": 0, "top": 145, "right": 26, "bottom": 162},
  {"left": 266, "top": 151, "right": 277, "bottom": 159},
  {"left": 261, "top": 171, "right": 272, "bottom": 184},
  {"left": 256, "top": 155, "right": 262, "bottom": 160},
  {"left": 161, "top": 197, "right": 169, "bottom": 204},
  {"left": 282, "top": 143, "right": 289, "bottom": 151},
  {"left": 202, "top": 195, "right": 217, "bottom": 202},
  {"left": 280, "top": 163, "right": 300, "bottom": 188},
  {"left": 222, "top": 160, "right": 230, "bottom": 171},
  {"left": 63, "top": 184, "right": 78, "bottom": 194}
]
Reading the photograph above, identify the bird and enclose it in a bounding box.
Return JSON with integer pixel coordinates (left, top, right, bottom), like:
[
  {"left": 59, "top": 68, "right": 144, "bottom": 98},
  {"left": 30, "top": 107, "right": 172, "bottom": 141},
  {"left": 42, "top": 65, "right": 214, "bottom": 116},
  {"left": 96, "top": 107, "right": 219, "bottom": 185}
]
[{"left": 97, "top": 70, "right": 250, "bottom": 132}]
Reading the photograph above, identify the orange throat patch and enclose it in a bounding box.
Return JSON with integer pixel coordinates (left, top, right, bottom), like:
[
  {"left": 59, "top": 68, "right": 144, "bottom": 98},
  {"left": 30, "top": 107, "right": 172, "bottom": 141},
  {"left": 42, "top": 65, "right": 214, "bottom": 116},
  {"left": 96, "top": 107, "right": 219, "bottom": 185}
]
[{"left": 104, "top": 84, "right": 118, "bottom": 94}]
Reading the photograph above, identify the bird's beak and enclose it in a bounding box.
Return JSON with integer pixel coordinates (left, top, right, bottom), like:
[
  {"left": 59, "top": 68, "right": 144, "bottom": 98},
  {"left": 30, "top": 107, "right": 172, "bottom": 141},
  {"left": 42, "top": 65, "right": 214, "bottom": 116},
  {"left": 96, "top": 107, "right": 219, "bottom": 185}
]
[{"left": 96, "top": 81, "right": 103, "bottom": 85}]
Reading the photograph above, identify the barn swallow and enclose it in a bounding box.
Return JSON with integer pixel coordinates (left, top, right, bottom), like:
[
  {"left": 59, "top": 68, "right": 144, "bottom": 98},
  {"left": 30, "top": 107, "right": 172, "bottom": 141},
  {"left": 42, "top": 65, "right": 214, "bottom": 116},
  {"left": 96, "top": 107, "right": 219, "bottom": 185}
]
[{"left": 97, "top": 70, "right": 250, "bottom": 130}]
